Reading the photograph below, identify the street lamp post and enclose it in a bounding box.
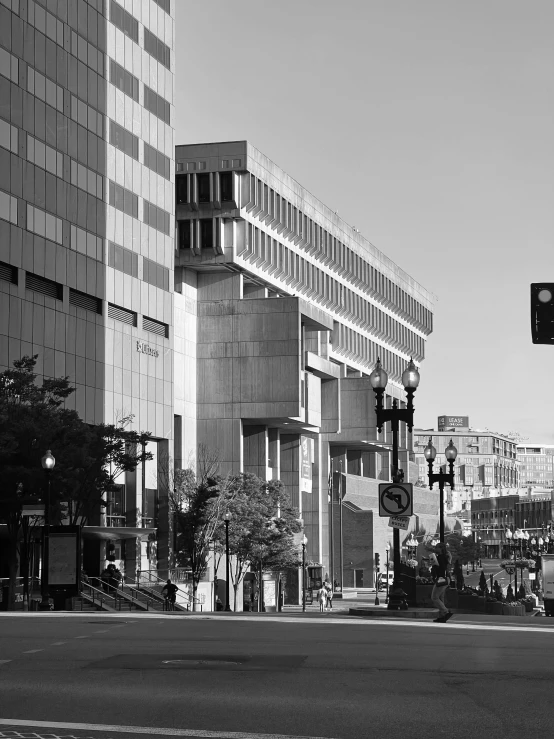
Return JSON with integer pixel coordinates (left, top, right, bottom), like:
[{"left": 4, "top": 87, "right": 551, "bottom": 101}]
[
  {"left": 385, "top": 542, "right": 390, "bottom": 604},
  {"left": 301, "top": 535, "right": 307, "bottom": 613},
  {"left": 224, "top": 512, "right": 231, "bottom": 612},
  {"left": 506, "top": 528, "right": 519, "bottom": 597},
  {"left": 369, "top": 357, "right": 420, "bottom": 610},
  {"left": 424, "top": 438, "right": 457, "bottom": 543},
  {"left": 39, "top": 450, "right": 55, "bottom": 611}
]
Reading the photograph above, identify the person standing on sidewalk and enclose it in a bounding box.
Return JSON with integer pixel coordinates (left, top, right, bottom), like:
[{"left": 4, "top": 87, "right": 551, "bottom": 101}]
[
  {"left": 431, "top": 543, "right": 453, "bottom": 623},
  {"left": 317, "top": 585, "right": 327, "bottom": 612},
  {"left": 325, "top": 586, "right": 333, "bottom": 612}
]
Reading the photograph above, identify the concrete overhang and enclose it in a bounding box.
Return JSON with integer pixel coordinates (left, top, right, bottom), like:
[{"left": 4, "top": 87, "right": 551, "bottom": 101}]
[
  {"left": 244, "top": 418, "right": 320, "bottom": 432},
  {"left": 0, "top": 525, "right": 156, "bottom": 541},
  {"left": 296, "top": 298, "right": 334, "bottom": 331},
  {"left": 305, "top": 352, "right": 341, "bottom": 380},
  {"left": 82, "top": 527, "right": 156, "bottom": 541},
  {"left": 328, "top": 440, "right": 393, "bottom": 453}
]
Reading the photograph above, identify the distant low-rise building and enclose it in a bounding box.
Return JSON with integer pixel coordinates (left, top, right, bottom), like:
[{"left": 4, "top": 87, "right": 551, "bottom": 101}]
[
  {"left": 516, "top": 444, "right": 554, "bottom": 490},
  {"left": 414, "top": 417, "right": 519, "bottom": 513}
]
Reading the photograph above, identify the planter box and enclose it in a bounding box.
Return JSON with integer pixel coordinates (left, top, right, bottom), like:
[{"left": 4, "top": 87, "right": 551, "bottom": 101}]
[
  {"left": 415, "top": 584, "right": 433, "bottom": 607},
  {"left": 491, "top": 602, "right": 503, "bottom": 615},
  {"left": 445, "top": 589, "right": 458, "bottom": 609}
]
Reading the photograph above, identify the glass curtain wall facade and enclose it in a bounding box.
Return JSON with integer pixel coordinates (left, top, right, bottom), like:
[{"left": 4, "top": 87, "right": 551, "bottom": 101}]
[{"left": 0, "top": 0, "right": 175, "bottom": 579}]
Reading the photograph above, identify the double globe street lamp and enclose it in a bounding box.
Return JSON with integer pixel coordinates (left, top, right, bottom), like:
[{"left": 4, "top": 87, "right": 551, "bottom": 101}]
[
  {"left": 369, "top": 356, "right": 420, "bottom": 610},
  {"left": 424, "top": 438, "right": 457, "bottom": 543}
]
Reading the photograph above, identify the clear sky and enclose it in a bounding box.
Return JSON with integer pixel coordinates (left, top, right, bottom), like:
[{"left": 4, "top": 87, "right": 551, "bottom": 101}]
[{"left": 174, "top": 0, "right": 554, "bottom": 442}]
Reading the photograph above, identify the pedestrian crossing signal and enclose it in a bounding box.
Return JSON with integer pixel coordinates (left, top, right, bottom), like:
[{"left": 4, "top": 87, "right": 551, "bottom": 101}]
[{"left": 531, "top": 283, "right": 554, "bottom": 344}]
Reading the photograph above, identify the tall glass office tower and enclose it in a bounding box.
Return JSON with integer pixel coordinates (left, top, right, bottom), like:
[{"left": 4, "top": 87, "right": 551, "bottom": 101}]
[{"left": 0, "top": 0, "right": 175, "bottom": 578}]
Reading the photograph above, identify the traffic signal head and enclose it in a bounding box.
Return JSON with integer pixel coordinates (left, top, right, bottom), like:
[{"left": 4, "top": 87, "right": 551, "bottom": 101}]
[
  {"left": 531, "top": 283, "right": 554, "bottom": 344},
  {"left": 375, "top": 553, "right": 380, "bottom": 568}
]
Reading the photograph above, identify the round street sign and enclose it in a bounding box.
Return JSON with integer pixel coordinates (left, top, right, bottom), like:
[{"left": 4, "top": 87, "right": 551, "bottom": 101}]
[{"left": 378, "top": 483, "right": 413, "bottom": 517}]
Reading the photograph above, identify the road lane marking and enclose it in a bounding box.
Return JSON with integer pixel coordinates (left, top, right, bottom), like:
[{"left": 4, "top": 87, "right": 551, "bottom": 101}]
[
  {"left": 22, "top": 650, "right": 43, "bottom": 653},
  {"left": 73, "top": 635, "right": 88, "bottom": 639},
  {"left": 51, "top": 642, "right": 67, "bottom": 645},
  {"left": 94, "top": 630, "right": 109, "bottom": 633},
  {"left": 0, "top": 718, "right": 334, "bottom": 739},
  {"left": 0, "top": 661, "right": 11, "bottom": 665}
]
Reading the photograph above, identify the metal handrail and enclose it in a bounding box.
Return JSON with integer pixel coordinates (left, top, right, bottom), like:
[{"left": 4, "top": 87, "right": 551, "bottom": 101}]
[
  {"left": 134, "top": 572, "right": 203, "bottom": 610},
  {"left": 81, "top": 580, "right": 131, "bottom": 612},
  {"left": 120, "top": 583, "right": 163, "bottom": 611}
]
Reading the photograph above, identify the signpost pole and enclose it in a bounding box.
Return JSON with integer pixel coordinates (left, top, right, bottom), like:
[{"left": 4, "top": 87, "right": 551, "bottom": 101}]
[{"left": 390, "top": 414, "right": 401, "bottom": 585}]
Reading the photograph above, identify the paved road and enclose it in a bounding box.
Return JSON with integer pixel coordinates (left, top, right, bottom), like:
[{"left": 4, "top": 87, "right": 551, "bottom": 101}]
[
  {"left": 0, "top": 612, "right": 553, "bottom": 739},
  {"left": 461, "top": 558, "right": 535, "bottom": 592}
]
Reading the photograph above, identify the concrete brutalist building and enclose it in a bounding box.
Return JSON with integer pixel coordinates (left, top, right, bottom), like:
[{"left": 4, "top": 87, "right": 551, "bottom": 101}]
[
  {"left": 0, "top": 0, "right": 175, "bottom": 579},
  {"left": 173, "top": 140, "right": 437, "bottom": 589}
]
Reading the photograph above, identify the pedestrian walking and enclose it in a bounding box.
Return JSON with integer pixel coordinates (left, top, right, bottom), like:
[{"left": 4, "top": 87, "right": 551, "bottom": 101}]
[
  {"left": 431, "top": 543, "right": 453, "bottom": 623},
  {"left": 317, "top": 585, "right": 327, "bottom": 612},
  {"left": 325, "top": 587, "right": 333, "bottom": 612}
]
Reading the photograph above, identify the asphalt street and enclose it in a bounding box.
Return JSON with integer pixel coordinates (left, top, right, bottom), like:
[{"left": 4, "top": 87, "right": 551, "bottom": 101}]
[{"left": 0, "top": 612, "right": 553, "bottom": 739}]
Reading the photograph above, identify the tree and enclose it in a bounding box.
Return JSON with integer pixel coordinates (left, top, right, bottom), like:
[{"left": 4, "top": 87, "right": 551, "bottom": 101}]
[
  {"left": 0, "top": 356, "right": 152, "bottom": 610},
  {"left": 214, "top": 473, "right": 302, "bottom": 611},
  {"left": 169, "top": 446, "right": 226, "bottom": 608},
  {"left": 447, "top": 534, "right": 482, "bottom": 567},
  {"left": 479, "top": 569, "right": 488, "bottom": 594}
]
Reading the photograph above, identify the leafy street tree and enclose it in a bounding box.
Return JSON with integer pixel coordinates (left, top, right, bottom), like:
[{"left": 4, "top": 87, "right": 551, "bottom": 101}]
[
  {"left": 447, "top": 534, "right": 482, "bottom": 569},
  {"left": 169, "top": 446, "right": 226, "bottom": 609},
  {"left": 0, "top": 356, "right": 152, "bottom": 610},
  {"left": 214, "top": 473, "right": 302, "bottom": 611}
]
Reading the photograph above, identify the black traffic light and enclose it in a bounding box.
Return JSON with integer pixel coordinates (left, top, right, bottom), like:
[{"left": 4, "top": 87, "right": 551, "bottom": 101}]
[
  {"left": 375, "top": 553, "right": 380, "bottom": 568},
  {"left": 531, "top": 283, "right": 554, "bottom": 344}
]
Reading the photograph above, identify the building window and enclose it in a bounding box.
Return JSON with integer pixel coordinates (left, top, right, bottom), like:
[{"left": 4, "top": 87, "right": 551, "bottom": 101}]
[
  {"left": 143, "top": 85, "right": 171, "bottom": 125},
  {"left": 220, "top": 172, "right": 233, "bottom": 201},
  {"left": 143, "top": 200, "right": 171, "bottom": 236},
  {"left": 110, "top": 120, "right": 139, "bottom": 160},
  {"left": 70, "top": 159, "right": 104, "bottom": 199},
  {"left": 144, "top": 142, "right": 171, "bottom": 180},
  {"left": 108, "top": 241, "right": 139, "bottom": 278},
  {"left": 197, "top": 174, "right": 210, "bottom": 203},
  {"left": 0, "top": 45, "right": 18, "bottom": 83},
  {"left": 109, "top": 181, "right": 139, "bottom": 219},
  {"left": 143, "top": 258, "right": 170, "bottom": 292},
  {"left": 70, "top": 225, "right": 104, "bottom": 262},
  {"left": 106, "top": 484, "right": 126, "bottom": 527},
  {"left": 199, "top": 219, "right": 213, "bottom": 249},
  {"left": 0, "top": 189, "right": 18, "bottom": 226},
  {"left": 110, "top": 0, "right": 139, "bottom": 43},
  {"left": 178, "top": 221, "right": 191, "bottom": 250},
  {"left": 153, "top": 0, "right": 170, "bottom": 13},
  {"left": 176, "top": 175, "right": 189, "bottom": 205},
  {"left": 110, "top": 59, "right": 139, "bottom": 102},
  {"left": 143, "top": 28, "right": 171, "bottom": 70},
  {"left": 27, "top": 204, "right": 61, "bottom": 244},
  {"left": 142, "top": 488, "right": 158, "bottom": 527},
  {"left": 0, "top": 118, "right": 18, "bottom": 153}
]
